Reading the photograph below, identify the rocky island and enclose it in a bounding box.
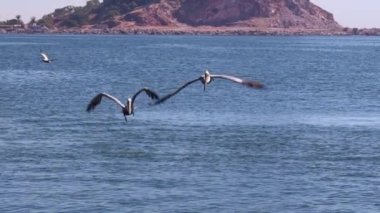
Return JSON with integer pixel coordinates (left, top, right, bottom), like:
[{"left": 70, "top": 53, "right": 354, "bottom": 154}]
[{"left": 1, "top": 0, "right": 380, "bottom": 35}]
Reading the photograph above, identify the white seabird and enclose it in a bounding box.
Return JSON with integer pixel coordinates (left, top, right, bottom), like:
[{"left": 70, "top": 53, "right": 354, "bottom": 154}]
[{"left": 40, "top": 49, "right": 54, "bottom": 63}]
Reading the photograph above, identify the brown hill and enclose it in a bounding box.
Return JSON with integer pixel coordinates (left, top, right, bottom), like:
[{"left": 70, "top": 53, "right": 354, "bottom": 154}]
[{"left": 38, "top": 0, "right": 342, "bottom": 34}]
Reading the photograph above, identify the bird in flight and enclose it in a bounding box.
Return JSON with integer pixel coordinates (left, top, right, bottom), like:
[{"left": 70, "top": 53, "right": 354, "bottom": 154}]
[
  {"left": 40, "top": 49, "right": 55, "bottom": 63},
  {"left": 155, "top": 69, "right": 264, "bottom": 104},
  {"left": 86, "top": 88, "right": 159, "bottom": 122}
]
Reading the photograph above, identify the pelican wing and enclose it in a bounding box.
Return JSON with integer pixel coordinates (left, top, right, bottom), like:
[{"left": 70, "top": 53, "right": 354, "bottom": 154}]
[
  {"left": 131, "top": 88, "right": 160, "bottom": 104},
  {"left": 155, "top": 77, "right": 202, "bottom": 104},
  {"left": 86, "top": 93, "right": 125, "bottom": 112},
  {"left": 211, "top": 74, "right": 264, "bottom": 89}
]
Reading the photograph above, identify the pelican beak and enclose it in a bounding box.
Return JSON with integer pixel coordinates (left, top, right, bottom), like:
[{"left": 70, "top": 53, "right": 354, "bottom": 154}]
[{"left": 203, "top": 81, "right": 206, "bottom": 91}]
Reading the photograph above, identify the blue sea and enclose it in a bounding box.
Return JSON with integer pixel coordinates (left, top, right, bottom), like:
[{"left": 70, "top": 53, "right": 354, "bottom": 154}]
[{"left": 1, "top": 35, "right": 380, "bottom": 212}]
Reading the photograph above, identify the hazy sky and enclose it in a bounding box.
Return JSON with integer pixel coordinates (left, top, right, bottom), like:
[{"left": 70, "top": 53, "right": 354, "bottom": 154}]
[
  {"left": 311, "top": 0, "right": 380, "bottom": 28},
  {"left": 0, "top": 0, "right": 91, "bottom": 22},
  {"left": 0, "top": 0, "right": 379, "bottom": 28}
]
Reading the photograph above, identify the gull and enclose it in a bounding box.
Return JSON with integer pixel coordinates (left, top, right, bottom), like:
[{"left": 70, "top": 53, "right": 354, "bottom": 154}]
[
  {"left": 86, "top": 88, "right": 159, "bottom": 122},
  {"left": 40, "top": 49, "right": 54, "bottom": 63},
  {"left": 155, "top": 69, "right": 263, "bottom": 104}
]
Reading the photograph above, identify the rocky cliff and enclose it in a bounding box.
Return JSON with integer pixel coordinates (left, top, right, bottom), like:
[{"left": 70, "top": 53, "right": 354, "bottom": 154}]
[
  {"left": 38, "top": 0, "right": 342, "bottom": 34},
  {"left": 125, "top": 0, "right": 339, "bottom": 29}
]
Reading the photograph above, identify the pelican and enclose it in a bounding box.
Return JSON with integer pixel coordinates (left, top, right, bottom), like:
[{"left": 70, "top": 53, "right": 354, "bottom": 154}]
[
  {"left": 40, "top": 49, "right": 54, "bottom": 63},
  {"left": 201, "top": 70, "right": 263, "bottom": 91},
  {"left": 155, "top": 69, "right": 263, "bottom": 104},
  {"left": 86, "top": 88, "right": 159, "bottom": 122}
]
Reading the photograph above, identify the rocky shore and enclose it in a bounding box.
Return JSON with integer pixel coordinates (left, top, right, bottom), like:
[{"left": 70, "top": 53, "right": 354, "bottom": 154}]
[{"left": 2, "top": 26, "right": 380, "bottom": 36}]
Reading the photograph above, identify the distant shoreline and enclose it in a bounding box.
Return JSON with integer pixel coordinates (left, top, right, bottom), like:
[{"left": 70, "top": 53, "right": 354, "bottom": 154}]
[{"left": 1, "top": 26, "right": 380, "bottom": 36}]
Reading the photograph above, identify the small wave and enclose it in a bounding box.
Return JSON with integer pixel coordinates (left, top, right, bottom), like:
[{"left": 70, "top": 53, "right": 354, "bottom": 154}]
[{"left": 299, "top": 114, "right": 380, "bottom": 128}]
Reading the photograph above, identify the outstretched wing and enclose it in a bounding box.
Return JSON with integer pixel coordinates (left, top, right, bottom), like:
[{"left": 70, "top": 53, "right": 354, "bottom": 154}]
[
  {"left": 86, "top": 93, "right": 125, "bottom": 112},
  {"left": 131, "top": 88, "right": 160, "bottom": 105},
  {"left": 211, "top": 74, "right": 264, "bottom": 89},
  {"left": 155, "top": 77, "right": 202, "bottom": 104}
]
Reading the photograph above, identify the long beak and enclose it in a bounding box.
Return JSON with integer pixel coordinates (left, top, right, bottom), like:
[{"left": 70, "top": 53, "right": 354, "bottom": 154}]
[
  {"left": 203, "top": 82, "right": 206, "bottom": 91},
  {"left": 124, "top": 115, "right": 128, "bottom": 123}
]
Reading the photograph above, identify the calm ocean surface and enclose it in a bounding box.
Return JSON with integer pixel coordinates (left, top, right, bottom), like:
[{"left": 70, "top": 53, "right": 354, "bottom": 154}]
[{"left": 0, "top": 35, "right": 380, "bottom": 212}]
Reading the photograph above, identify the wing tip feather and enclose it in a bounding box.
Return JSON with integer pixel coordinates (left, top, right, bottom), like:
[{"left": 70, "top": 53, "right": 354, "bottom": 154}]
[
  {"left": 86, "top": 93, "right": 102, "bottom": 112},
  {"left": 244, "top": 80, "right": 264, "bottom": 89}
]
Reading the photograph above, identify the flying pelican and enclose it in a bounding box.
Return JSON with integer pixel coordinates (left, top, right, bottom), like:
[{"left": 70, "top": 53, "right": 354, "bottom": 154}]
[
  {"left": 155, "top": 69, "right": 263, "bottom": 104},
  {"left": 40, "top": 49, "right": 54, "bottom": 63},
  {"left": 86, "top": 88, "right": 159, "bottom": 122}
]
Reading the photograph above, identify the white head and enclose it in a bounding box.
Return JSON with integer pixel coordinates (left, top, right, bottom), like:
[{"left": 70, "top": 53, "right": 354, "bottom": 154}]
[{"left": 203, "top": 69, "right": 211, "bottom": 91}]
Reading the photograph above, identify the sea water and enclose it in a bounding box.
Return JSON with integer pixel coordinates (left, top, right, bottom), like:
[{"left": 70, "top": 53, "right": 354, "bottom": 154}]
[{"left": 0, "top": 35, "right": 380, "bottom": 212}]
